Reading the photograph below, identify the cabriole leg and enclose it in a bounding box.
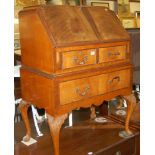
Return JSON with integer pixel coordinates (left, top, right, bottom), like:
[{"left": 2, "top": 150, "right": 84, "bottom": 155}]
[
  {"left": 116, "top": 96, "right": 124, "bottom": 109},
  {"left": 47, "top": 114, "right": 68, "bottom": 155},
  {"left": 90, "top": 105, "right": 96, "bottom": 119},
  {"left": 124, "top": 94, "right": 135, "bottom": 134},
  {"left": 119, "top": 94, "right": 135, "bottom": 138},
  {"left": 18, "top": 100, "right": 31, "bottom": 142}
]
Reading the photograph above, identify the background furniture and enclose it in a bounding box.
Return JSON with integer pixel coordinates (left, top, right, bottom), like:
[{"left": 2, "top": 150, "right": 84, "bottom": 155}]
[
  {"left": 14, "top": 52, "right": 22, "bottom": 122},
  {"left": 127, "top": 28, "right": 140, "bottom": 85}
]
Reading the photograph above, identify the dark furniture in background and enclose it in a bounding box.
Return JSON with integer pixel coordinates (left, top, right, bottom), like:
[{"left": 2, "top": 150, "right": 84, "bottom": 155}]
[
  {"left": 127, "top": 28, "right": 140, "bottom": 85},
  {"left": 14, "top": 52, "right": 21, "bottom": 100}
]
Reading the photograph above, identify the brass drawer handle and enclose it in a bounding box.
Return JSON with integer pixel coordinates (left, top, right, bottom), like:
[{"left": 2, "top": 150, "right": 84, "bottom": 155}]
[
  {"left": 75, "top": 86, "right": 90, "bottom": 96},
  {"left": 73, "top": 55, "right": 88, "bottom": 65},
  {"left": 108, "top": 51, "right": 120, "bottom": 56},
  {"left": 115, "top": 151, "right": 121, "bottom": 155},
  {"left": 108, "top": 76, "right": 120, "bottom": 84}
]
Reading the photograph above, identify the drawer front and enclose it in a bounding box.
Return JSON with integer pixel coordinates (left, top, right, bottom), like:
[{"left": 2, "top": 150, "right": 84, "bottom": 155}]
[
  {"left": 59, "top": 76, "right": 100, "bottom": 105},
  {"left": 99, "top": 45, "right": 126, "bottom": 63},
  {"left": 62, "top": 49, "right": 97, "bottom": 69},
  {"left": 99, "top": 69, "right": 131, "bottom": 93},
  {"left": 59, "top": 69, "right": 130, "bottom": 105}
]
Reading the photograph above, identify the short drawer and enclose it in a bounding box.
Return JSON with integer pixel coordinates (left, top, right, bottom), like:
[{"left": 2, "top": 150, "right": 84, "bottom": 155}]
[
  {"left": 61, "top": 49, "right": 97, "bottom": 69},
  {"left": 96, "top": 69, "right": 130, "bottom": 95},
  {"left": 99, "top": 69, "right": 131, "bottom": 93},
  {"left": 99, "top": 45, "right": 126, "bottom": 63},
  {"left": 59, "top": 69, "right": 131, "bottom": 105}
]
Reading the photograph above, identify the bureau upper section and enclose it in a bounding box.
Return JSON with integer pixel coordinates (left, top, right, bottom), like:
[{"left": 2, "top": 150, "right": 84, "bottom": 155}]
[{"left": 19, "top": 5, "right": 131, "bottom": 74}]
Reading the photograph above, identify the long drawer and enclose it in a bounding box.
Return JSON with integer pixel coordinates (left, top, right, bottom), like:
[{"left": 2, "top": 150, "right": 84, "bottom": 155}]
[{"left": 59, "top": 69, "right": 131, "bottom": 105}]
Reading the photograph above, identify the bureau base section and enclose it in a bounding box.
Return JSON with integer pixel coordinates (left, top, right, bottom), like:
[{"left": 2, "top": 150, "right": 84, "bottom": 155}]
[
  {"left": 20, "top": 66, "right": 132, "bottom": 116},
  {"left": 20, "top": 66, "right": 134, "bottom": 155}
]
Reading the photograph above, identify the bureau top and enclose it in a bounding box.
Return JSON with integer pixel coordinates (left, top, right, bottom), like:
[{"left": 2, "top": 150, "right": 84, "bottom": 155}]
[{"left": 19, "top": 5, "right": 129, "bottom": 47}]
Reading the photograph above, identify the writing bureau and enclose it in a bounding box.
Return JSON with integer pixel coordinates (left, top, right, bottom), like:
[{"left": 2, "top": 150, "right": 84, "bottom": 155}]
[{"left": 19, "top": 5, "right": 134, "bottom": 155}]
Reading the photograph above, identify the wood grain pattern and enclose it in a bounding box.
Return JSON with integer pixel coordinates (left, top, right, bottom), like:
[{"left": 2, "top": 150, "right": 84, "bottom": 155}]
[
  {"left": 59, "top": 74, "right": 100, "bottom": 105},
  {"left": 42, "top": 5, "right": 98, "bottom": 46},
  {"left": 85, "top": 7, "right": 130, "bottom": 41},
  {"left": 59, "top": 69, "right": 131, "bottom": 105},
  {"left": 99, "top": 45, "right": 126, "bottom": 63},
  {"left": 55, "top": 41, "right": 130, "bottom": 74},
  {"left": 61, "top": 49, "right": 97, "bottom": 69},
  {"left": 21, "top": 65, "right": 132, "bottom": 116}
]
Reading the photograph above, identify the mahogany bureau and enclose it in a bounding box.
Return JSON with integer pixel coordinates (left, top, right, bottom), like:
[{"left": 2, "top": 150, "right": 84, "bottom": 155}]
[{"left": 19, "top": 5, "right": 134, "bottom": 155}]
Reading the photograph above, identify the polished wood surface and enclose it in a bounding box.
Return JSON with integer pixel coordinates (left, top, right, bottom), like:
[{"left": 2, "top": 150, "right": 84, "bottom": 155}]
[
  {"left": 19, "top": 5, "right": 133, "bottom": 155},
  {"left": 42, "top": 5, "right": 98, "bottom": 46},
  {"left": 99, "top": 45, "right": 126, "bottom": 63},
  {"left": 19, "top": 8, "right": 54, "bottom": 74},
  {"left": 85, "top": 7, "right": 129, "bottom": 41},
  {"left": 19, "top": 5, "right": 131, "bottom": 74},
  {"left": 55, "top": 41, "right": 130, "bottom": 74},
  {"left": 20, "top": 65, "right": 132, "bottom": 116},
  {"left": 15, "top": 118, "right": 139, "bottom": 155},
  {"left": 59, "top": 69, "right": 131, "bottom": 105},
  {"left": 61, "top": 49, "right": 97, "bottom": 69}
]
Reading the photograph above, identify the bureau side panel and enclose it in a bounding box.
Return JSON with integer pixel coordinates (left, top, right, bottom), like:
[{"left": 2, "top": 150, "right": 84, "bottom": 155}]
[
  {"left": 20, "top": 69, "right": 55, "bottom": 115},
  {"left": 19, "top": 9, "right": 55, "bottom": 74}
]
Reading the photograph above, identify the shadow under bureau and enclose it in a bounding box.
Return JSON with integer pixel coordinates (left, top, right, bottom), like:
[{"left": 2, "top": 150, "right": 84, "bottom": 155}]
[{"left": 19, "top": 5, "right": 134, "bottom": 155}]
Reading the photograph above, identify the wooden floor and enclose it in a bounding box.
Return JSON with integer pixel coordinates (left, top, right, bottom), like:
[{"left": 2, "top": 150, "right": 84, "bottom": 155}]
[
  {"left": 14, "top": 108, "right": 139, "bottom": 155},
  {"left": 14, "top": 108, "right": 91, "bottom": 143},
  {"left": 14, "top": 120, "right": 131, "bottom": 155}
]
